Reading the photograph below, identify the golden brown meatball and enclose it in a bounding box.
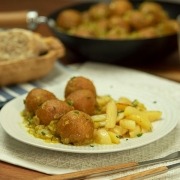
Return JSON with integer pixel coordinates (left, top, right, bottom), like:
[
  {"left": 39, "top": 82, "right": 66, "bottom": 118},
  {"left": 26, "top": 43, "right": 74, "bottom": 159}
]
[
  {"left": 156, "top": 20, "right": 179, "bottom": 36},
  {"left": 125, "top": 10, "right": 151, "bottom": 30},
  {"left": 57, "top": 9, "right": 82, "bottom": 29},
  {"left": 88, "top": 3, "right": 109, "bottom": 20},
  {"left": 36, "top": 99, "right": 74, "bottom": 125},
  {"left": 64, "top": 76, "right": 96, "bottom": 98},
  {"left": 56, "top": 110, "right": 94, "bottom": 145},
  {"left": 139, "top": 2, "right": 169, "bottom": 24},
  {"left": 66, "top": 89, "right": 96, "bottom": 115},
  {"left": 109, "top": 0, "right": 133, "bottom": 16},
  {"left": 25, "top": 88, "right": 56, "bottom": 115},
  {"left": 108, "top": 16, "right": 130, "bottom": 33}
]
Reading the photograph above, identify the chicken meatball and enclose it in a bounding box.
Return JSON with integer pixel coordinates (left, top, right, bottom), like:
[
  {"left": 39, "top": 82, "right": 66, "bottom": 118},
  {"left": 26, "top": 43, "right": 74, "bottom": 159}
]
[
  {"left": 66, "top": 89, "right": 96, "bottom": 115},
  {"left": 36, "top": 99, "right": 74, "bottom": 125},
  {"left": 56, "top": 110, "right": 94, "bottom": 145},
  {"left": 65, "top": 76, "right": 96, "bottom": 98},
  {"left": 57, "top": 9, "right": 82, "bottom": 29},
  {"left": 25, "top": 88, "right": 56, "bottom": 115}
]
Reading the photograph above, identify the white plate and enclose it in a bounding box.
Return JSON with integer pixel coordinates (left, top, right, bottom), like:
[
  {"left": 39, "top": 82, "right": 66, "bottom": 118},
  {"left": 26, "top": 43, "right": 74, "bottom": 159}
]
[{"left": 0, "top": 82, "right": 178, "bottom": 154}]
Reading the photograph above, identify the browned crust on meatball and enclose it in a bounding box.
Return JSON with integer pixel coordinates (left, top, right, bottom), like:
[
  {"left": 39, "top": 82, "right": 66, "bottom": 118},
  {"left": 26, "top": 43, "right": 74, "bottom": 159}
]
[
  {"left": 66, "top": 89, "right": 97, "bottom": 115},
  {"left": 36, "top": 99, "right": 74, "bottom": 125},
  {"left": 25, "top": 88, "right": 56, "bottom": 115},
  {"left": 56, "top": 9, "right": 82, "bottom": 29},
  {"left": 56, "top": 110, "right": 94, "bottom": 145},
  {"left": 64, "top": 76, "right": 96, "bottom": 98}
]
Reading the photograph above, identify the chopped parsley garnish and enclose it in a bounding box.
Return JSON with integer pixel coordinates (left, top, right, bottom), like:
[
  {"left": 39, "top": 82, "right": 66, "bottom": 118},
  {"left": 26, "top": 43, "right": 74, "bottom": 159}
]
[
  {"left": 66, "top": 100, "right": 74, "bottom": 106},
  {"left": 132, "top": 99, "right": 139, "bottom": 107},
  {"left": 137, "top": 133, "right": 143, "bottom": 137},
  {"left": 116, "top": 135, "right": 122, "bottom": 139},
  {"left": 41, "top": 131, "right": 45, "bottom": 136}
]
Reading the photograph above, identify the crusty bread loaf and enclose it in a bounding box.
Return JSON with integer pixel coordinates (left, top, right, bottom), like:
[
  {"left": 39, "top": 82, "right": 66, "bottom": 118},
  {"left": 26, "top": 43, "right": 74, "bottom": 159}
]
[
  {"left": 0, "top": 28, "right": 65, "bottom": 86},
  {"left": 0, "top": 28, "right": 49, "bottom": 61}
]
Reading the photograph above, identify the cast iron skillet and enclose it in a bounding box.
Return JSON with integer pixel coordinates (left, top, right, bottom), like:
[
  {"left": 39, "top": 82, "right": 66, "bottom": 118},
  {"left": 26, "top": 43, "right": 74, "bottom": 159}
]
[
  {"left": 48, "top": 0, "right": 179, "bottom": 65},
  {"left": 0, "top": 0, "right": 179, "bottom": 65}
]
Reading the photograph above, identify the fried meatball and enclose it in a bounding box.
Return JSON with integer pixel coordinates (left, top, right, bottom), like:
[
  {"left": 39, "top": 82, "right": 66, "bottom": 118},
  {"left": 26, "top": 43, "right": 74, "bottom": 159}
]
[
  {"left": 139, "top": 2, "right": 168, "bottom": 24},
  {"left": 108, "top": 16, "right": 130, "bottom": 32},
  {"left": 109, "top": 0, "right": 133, "bottom": 16},
  {"left": 126, "top": 10, "right": 151, "bottom": 30},
  {"left": 156, "top": 20, "right": 179, "bottom": 36},
  {"left": 57, "top": 9, "right": 82, "bottom": 29},
  {"left": 66, "top": 89, "right": 96, "bottom": 115},
  {"left": 56, "top": 110, "right": 94, "bottom": 145},
  {"left": 25, "top": 88, "right": 56, "bottom": 115},
  {"left": 65, "top": 76, "right": 96, "bottom": 98},
  {"left": 36, "top": 99, "right": 74, "bottom": 125},
  {"left": 88, "top": 3, "right": 109, "bottom": 20}
]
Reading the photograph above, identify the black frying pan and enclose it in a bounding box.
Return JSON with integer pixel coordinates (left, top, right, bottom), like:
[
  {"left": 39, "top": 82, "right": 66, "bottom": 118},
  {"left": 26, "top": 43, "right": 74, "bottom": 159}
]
[{"left": 0, "top": 0, "right": 179, "bottom": 65}]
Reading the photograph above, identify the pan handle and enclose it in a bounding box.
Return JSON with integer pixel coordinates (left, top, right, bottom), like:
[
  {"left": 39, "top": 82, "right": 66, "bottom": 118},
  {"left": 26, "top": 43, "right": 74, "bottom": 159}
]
[{"left": 0, "top": 10, "right": 39, "bottom": 30}]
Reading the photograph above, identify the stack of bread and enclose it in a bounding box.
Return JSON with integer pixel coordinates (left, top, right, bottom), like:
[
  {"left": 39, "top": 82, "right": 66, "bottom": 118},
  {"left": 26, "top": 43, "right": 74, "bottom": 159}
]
[{"left": 0, "top": 28, "right": 65, "bottom": 86}]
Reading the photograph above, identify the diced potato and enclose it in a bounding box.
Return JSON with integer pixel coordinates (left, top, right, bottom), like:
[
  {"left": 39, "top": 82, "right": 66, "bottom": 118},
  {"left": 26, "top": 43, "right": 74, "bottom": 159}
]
[
  {"left": 118, "top": 97, "right": 132, "bottom": 105},
  {"left": 109, "top": 125, "right": 128, "bottom": 136},
  {"left": 94, "top": 128, "right": 112, "bottom": 144},
  {"left": 116, "top": 112, "right": 125, "bottom": 121},
  {"left": 108, "top": 131, "right": 120, "bottom": 144},
  {"left": 94, "top": 121, "right": 106, "bottom": 128},
  {"left": 124, "top": 106, "right": 139, "bottom": 116},
  {"left": 96, "top": 95, "right": 112, "bottom": 106},
  {"left": 145, "top": 111, "right": 162, "bottom": 122},
  {"left": 116, "top": 103, "right": 129, "bottom": 111},
  {"left": 116, "top": 97, "right": 132, "bottom": 111},
  {"left": 120, "top": 119, "right": 136, "bottom": 130},
  {"left": 129, "top": 125, "right": 141, "bottom": 138},
  {"left": 128, "top": 113, "right": 152, "bottom": 131},
  {"left": 105, "top": 100, "right": 117, "bottom": 128},
  {"left": 91, "top": 114, "right": 106, "bottom": 122}
]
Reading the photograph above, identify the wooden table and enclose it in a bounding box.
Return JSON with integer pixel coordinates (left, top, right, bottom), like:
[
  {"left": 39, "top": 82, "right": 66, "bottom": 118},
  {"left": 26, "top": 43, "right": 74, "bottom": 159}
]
[{"left": 0, "top": 0, "right": 180, "bottom": 179}]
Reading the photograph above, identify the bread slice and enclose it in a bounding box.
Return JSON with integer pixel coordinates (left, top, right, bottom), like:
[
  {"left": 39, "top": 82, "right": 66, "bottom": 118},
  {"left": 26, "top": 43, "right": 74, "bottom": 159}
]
[{"left": 0, "top": 29, "right": 65, "bottom": 86}]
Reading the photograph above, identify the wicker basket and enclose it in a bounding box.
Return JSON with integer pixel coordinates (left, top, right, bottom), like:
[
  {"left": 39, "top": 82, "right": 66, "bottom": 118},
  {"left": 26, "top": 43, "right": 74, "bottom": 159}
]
[{"left": 0, "top": 37, "right": 65, "bottom": 86}]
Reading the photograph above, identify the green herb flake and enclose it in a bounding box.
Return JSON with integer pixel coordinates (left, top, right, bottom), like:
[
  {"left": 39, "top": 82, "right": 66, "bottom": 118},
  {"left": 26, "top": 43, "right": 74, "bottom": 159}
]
[
  {"left": 41, "top": 131, "right": 46, "bottom": 136},
  {"left": 137, "top": 133, "right": 143, "bottom": 137},
  {"left": 132, "top": 99, "right": 139, "bottom": 107},
  {"left": 153, "top": 101, "right": 157, "bottom": 104},
  {"left": 23, "top": 99, "right": 26, "bottom": 104},
  {"left": 116, "top": 135, "right": 122, "bottom": 139},
  {"left": 66, "top": 100, "right": 74, "bottom": 106},
  {"left": 90, "top": 145, "right": 94, "bottom": 147}
]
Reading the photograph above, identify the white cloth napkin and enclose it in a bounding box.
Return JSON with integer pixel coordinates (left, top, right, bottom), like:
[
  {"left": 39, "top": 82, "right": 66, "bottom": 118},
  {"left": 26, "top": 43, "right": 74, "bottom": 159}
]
[{"left": 0, "top": 62, "right": 180, "bottom": 179}]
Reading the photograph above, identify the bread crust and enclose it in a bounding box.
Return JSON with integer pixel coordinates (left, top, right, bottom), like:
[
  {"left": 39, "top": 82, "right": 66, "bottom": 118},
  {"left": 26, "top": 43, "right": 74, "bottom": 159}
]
[{"left": 0, "top": 33, "right": 65, "bottom": 86}]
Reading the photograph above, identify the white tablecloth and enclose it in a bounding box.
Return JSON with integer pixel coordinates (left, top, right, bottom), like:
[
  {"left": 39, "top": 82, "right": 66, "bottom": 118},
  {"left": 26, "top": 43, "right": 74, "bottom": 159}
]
[{"left": 0, "top": 62, "right": 180, "bottom": 180}]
